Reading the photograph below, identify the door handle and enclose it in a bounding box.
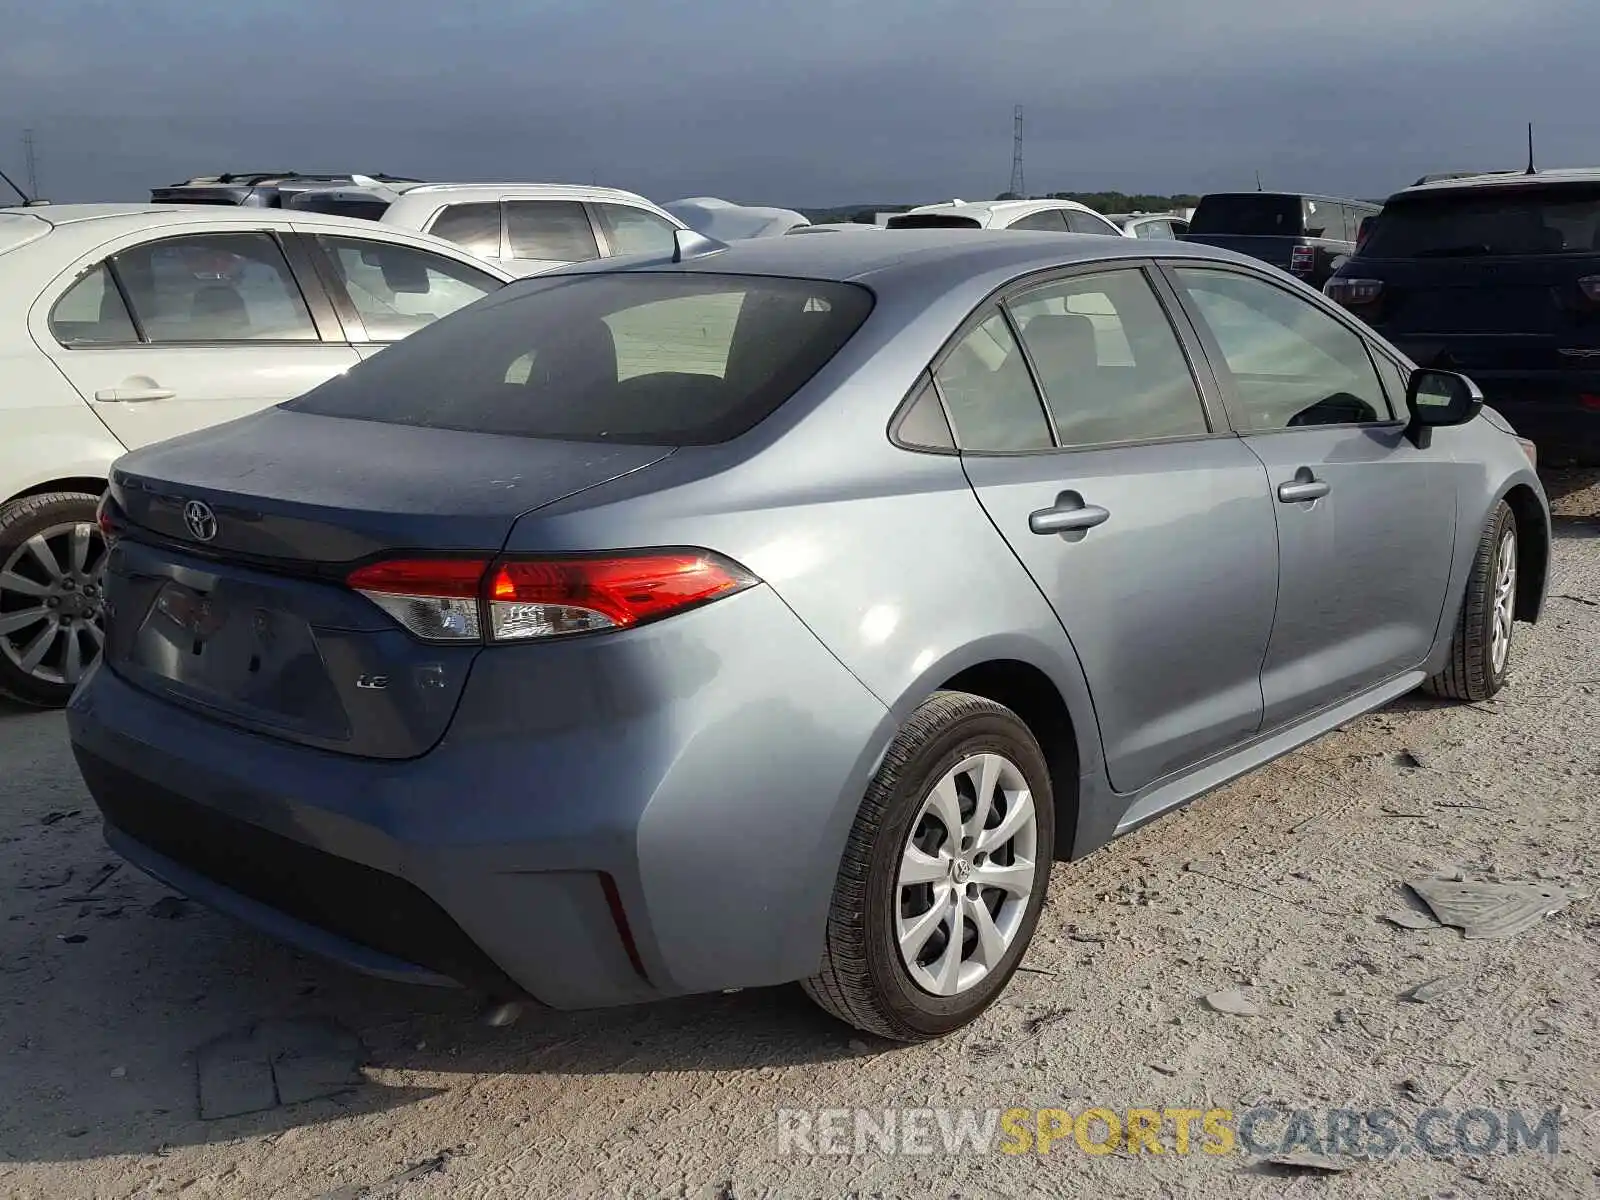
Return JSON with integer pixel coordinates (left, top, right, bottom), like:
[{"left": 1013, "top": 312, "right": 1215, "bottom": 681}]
[
  {"left": 1029, "top": 497, "right": 1111, "bottom": 535},
  {"left": 94, "top": 387, "right": 176, "bottom": 403},
  {"left": 1277, "top": 477, "right": 1330, "bottom": 503}
]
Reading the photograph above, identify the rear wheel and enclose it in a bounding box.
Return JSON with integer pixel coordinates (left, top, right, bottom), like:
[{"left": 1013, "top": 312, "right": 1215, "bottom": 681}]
[
  {"left": 1424, "top": 500, "right": 1518, "bottom": 702},
  {"left": 803, "top": 691, "right": 1055, "bottom": 1041},
  {"left": 0, "top": 492, "right": 108, "bottom": 708}
]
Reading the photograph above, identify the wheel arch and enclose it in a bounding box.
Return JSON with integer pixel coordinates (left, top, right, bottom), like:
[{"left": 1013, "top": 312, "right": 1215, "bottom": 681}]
[
  {"left": 1500, "top": 482, "right": 1549, "bottom": 623},
  {"left": 7, "top": 476, "right": 108, "bottom": 506}
]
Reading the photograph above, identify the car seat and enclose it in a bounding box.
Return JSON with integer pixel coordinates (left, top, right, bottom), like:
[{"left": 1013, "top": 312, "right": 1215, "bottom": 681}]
[{"left": 190, "top": 285, "right": 250, "bottom": 337}]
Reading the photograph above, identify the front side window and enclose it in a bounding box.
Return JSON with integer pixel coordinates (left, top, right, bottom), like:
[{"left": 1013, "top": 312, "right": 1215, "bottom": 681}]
[
  {"left": 1009, "top": 269, "right": 1209, "bottom": 447},
  {"left": 932, "top": 311, "right": 1053, "bottom": 452},
  {"left": 595, "top": 203, "right": 679, "bottom": 257},
  {"left": 109, "top": 233, "right": 317, "bottom": 343},
  {"left": 428, "top": 203, "right": 502, "bottom": 258},
  {"left": 49, "top": 264, "right": 138, "bottom": 345},
  {"left": 286, "top": 273, "right": 872, "bottom": 445},
  {"left": 1174, "top": 267, "right": 1392, "bottom": 430},
  {"left": 317, "top": 237, "right": 502, "bottom": 342},
  {"left": 504, "top": 200, "right": 600, "bottom": 262}
]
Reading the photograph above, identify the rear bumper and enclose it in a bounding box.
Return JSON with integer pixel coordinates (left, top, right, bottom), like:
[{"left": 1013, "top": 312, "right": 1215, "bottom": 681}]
[{"left": 67, "top": 584, "right": 893, "bottom": 1008}]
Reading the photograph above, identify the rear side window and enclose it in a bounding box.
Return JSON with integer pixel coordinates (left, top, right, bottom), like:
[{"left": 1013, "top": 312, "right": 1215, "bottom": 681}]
[
  {"left": 932, "top": 311, "right": 1053, "bottom": 451},
  {"left": 504, "top": 200, "right": 600, "bottom": 262},
  {"left": 110, "top": 233, "right": 318, "bottom": 343},
  {"left": 286, "top": 274, "right": 873, "bottom": 445},
  {"left": 428, "top": 203, "right": 502, "bottom": 257},
  {"left": 1301, "top": 199, "right": 1343, "bottom": 239},
  {"left": 1009, "top": 269, "right": 1209, "bottom": 446},
  {"left": 1362, "top": 185, "right": 1600, "bottom": 257},
  {"left": 1065, "top": 210, "right": 1121, "bottom": 236},
  {"left": 50, "top": 264, "right": 138, "bottom": 345},
  {"left": 1009, "top": 209, "right": 1069, "bottom": 232},
  {"left": 594, "top": 203, "right": 679, "bottom": 257},
  {"left": 1189, "top": 194, "right": 1303, "bottom": 236}
]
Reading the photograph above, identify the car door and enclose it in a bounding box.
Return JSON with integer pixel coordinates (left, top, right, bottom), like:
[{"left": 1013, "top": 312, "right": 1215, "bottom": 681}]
[
  {"left": 303, "top": 232, "right": 506, "bottom": 360},
  {"left": 35, "top": 229, "right": 357, "bottom": 450},
  {"left": 590, "top": 202, "right": 681, "bottom": 258},
  {"left": 1168, "top": 264, "right": 1459, "bottom": 727},
  {"left": 945, "top": 265, "right": 1280, "bottom": 794}
]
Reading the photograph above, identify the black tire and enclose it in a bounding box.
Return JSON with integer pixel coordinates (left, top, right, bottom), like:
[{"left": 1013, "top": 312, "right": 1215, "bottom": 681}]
[
  {"left": 0, "top": 491, "right": 106, "bottom": 708},
  {"left": 803, "top": 690, "right": 1055, "bottom": 1042},
  {"left": 1424, "top": 500, "right": 1518, "bottom": 703}
]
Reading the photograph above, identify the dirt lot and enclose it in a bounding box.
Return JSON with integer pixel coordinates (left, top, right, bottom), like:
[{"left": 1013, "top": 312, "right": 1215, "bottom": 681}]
[{"left": 2, "top": 474, "right": 1597, "bottom": 1200}]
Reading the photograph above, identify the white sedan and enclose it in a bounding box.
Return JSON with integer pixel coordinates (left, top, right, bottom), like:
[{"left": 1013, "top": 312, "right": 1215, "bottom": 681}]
[{"left": 0, "top": 203, "right": 513, "bottom": 706}]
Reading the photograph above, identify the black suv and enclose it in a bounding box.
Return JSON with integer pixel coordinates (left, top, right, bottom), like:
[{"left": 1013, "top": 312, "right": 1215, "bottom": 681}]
[
  {"left": 1325, "top": 169, "right": 1600, "bottom": 465},
  {"left": 1183, "top": 191, "right": 1380, "bottom": 289}
]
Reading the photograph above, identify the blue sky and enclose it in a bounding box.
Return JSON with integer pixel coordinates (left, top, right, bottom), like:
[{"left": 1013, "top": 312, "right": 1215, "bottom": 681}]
[{"left": 2, "top": 0, "right": 1594, "bottom": 207}]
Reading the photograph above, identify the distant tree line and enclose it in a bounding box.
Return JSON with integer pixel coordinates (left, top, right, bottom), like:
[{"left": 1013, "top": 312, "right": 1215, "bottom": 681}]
[{"left": 799, "top": 192, "right": 1200, "bottom": 225}]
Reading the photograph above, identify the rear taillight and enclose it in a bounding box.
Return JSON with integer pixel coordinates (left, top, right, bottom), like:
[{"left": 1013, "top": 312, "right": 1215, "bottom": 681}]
[
  {"left": 1577, "top": 276, "right": 1600, "bottom": 303},
  {"left": 345, "top": 550, "right": 758, "bottom": 644},
  {"left": 1324, "top": 277, "right": 1385, "bottom": 307},
  {"left": 346, "top": 558, "right": 487, "bottom": 641},
  {"left": 95, "top": 493, "right": 121, "bottom": 544},
  {"left": 1290, "top": 245, "right": 1316, "bottom": 275}
]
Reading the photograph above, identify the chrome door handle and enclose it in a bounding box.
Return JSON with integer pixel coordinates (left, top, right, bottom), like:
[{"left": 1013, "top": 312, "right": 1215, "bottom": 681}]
[
  {"left": 1277, "top": 478, "right": 1330, "bottom": 503},
  {"left": 1029, "top": 500, "right": 1111, "bottom": 535},
  {"left": 94, "top": 387, "right": 176, "bottom": 403}
]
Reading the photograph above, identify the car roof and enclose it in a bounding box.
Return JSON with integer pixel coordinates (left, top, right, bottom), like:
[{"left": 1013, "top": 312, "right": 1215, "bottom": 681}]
[
  {"left": 2, "top": 203, "right": 315, "bottom": 228},
  {"left": 907, "top": 197, "right": 1099, "bottom": 218},
  {"left": 390, "top": 182, "right": 656, "bottom": 203},
  {"left": 552, "top": 227, "right": 1258, "bottom": 290},
  {"left": 1201, "top": 190, "right": 1378, "bottom": 208},
  {"left": 1390, "top": 167, "right": 1600, "bottom": 201}
]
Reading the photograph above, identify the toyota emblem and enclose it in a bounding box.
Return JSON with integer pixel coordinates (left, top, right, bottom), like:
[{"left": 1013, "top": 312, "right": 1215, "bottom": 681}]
[{"left": 182, "top": 500, "right": 218, "bottom": 542}]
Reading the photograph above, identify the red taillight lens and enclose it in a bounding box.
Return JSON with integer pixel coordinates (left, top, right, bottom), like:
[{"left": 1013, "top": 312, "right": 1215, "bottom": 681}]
[
  {"left": 94, "top": 493, "right": 118, "bottom": 542},
  {"left": 1290, "top": 246, "right": 1316, "bottom": 275},
  {"left": 1324, "top": 277, "right": 1385, "bottom": 307},
  {"left": 1580, "top": 394, "right": 1600, "bottom": 412},
  {"left": 486, "top": 551, "right": 757, "bottom": 641},
  {"left": 346, "top": 557, "right": 489, "bottom": 641},
  {"left": 345, "top": 550, "right": 758, "bottom": 643}
]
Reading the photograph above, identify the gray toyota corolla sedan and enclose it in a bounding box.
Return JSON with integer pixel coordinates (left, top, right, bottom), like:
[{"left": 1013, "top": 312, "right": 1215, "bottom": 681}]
[{"left": 68, "top": 229, "right": 1550, "bottom": 1041}]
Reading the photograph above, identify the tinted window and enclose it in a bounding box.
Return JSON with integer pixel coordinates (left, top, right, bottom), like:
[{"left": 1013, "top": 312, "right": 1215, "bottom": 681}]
[
  {"left": 428, "top": 203, "right": 502, "bottom": 257},
  {"left": 1010, "top": 269, "right": 1209, "bottom": 446},
  {"left": 1066, "top": 210, "right": 1121, "bottom": 236},
  {"left": 504, "top": 200, "right": 600, "bottom": 261},
  {"left": 1175, "top": 268, "right": 1391, "bottom": 429},
  {"left": 594, "top": 203, "right": 679, "bottom": 257},
  {"left": 287, "top": 274, "right": 872, "bottom": 445},
  {"left": 110, "top": 233, "right": 317, "bottom": 343},
  {"left": 895, "top": 378, "right": 956, "bottom": 450},
  {"left": 317, "top": 237, "right": 502, "bottom": 342},
  {"left": 1301, "top": 198, "right": 1343, "bottom": 239},
  {"left": 933, "top": 311, "right": 1053, "bottom": 451},
  {"left": 1009, "top": 209, "right": 1069, "bottom": 232},
  {"left": 50, "top": 264, "right": 138, "bottom": 345},
  {"left": 1188, "top": 194, "right": 1303, "bottom": 236},
  {"left": 1362, "top": 185, "right": 1600, "bottom": 257}
]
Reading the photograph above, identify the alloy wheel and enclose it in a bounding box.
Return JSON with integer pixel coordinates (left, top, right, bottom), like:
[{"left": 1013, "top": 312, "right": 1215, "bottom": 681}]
[
  {"left": 0, "top": 522, "right": 108, "bottom": 688},
  {"left": 896, "top": 752, "right": 1039, "bottom": 996},
  {"left": 1490, "top": 525, "right": 1517, "bottom": 675}
]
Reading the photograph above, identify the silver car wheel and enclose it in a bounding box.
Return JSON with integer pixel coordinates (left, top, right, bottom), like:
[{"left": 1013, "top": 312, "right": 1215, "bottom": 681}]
[
  {"left": 897, "top": 752, "right": 1039, "bottom": 997},
  {"left": 1490, "top": 525, "right": 1517, "bottom": 674},
  {"left": 0, "top": 522, "right": 107, "bottom": 688}
]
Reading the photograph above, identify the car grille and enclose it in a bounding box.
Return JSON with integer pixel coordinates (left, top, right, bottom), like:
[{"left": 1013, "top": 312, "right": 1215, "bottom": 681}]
[{"left": 75, "top": 748, "right": 524, "bottom": 996}]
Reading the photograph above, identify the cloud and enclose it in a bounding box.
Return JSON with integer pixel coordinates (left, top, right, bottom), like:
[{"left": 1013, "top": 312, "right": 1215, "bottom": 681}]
[{"left": 1, "top": 0, "right": 1591, "bottom": 205}]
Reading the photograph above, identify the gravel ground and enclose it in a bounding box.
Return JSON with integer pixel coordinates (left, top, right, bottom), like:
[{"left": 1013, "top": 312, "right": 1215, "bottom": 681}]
[{"left": 2, "top": 473, "right": 1597, "bottom": 1200}]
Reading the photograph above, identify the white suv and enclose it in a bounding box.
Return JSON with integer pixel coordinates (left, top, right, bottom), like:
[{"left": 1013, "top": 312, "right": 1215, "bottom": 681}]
[
  {"left": 289, "top": 182, "right": 687, "bottom": 275},
  {"left": 886, "top": 198, "right": 1128, "bottom": 236},
  {"left": 0, "top": 203, "right": 513, "bottom": 706}
]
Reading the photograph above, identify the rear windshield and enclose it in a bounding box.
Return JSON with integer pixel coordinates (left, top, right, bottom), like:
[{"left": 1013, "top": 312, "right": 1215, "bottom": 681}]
[
  {"left": 1188, "top": 194, "right": 1303, "bottom": 236},
  {"left": 290, "top": 195, "right": 392, "bottom": 221},
  {"left": 286, "top": 273, "right": 874, "bottom": 445},
  {"left": 1362, "top": 185, "right": 1600, "bottom": 258},
  {"left": 885, "top": 213, "right": 984, "bottom": 229}
]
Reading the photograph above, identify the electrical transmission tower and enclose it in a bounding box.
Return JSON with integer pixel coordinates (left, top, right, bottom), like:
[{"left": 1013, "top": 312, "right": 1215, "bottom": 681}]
[
  {"left": 1009, "top": 106, "right": 1025, "bottom": 198},
  {"left": 22, "top": 129, "right": 39, "bottom": 197}
]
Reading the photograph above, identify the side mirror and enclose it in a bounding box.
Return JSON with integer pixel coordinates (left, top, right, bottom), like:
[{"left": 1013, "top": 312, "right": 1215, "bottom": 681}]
[{"left": 1405, "top": 368, "right": 1483, "bottom": 448}]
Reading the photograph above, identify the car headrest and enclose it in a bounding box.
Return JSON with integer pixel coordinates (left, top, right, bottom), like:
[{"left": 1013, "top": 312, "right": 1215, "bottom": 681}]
[
  {"left": 1021, "top": 312, "right": 1098, "bottom": 375},
  {"left": 190, "top": 285, "right": 248, "bottom": 335}
]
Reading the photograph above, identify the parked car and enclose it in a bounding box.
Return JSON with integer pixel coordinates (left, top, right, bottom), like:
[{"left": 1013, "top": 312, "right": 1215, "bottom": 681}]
[
  {"left": 1325, "top": 168, "right": 1600, "bottom": 466},
  {"left": 886, "top": 199, "right": 1125, "bottom": 236},
  {"left": 1183, "top": 191, "right": 1380, "bottom": 288},
  {"left": 150, "top": 172, "right": 422, "bottom": 209},
  {"left": 69, "top": 230, "right": 1549, "bottom": 1042},
  {"left": 1105, "top": 212, "right": 1190, "bottom": 239},
  {"left": 0, "top": 203, "right": 513, "bottom": 705},
  {"left": 289, "top": 182, "right": 687, "bottom": 276}
]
